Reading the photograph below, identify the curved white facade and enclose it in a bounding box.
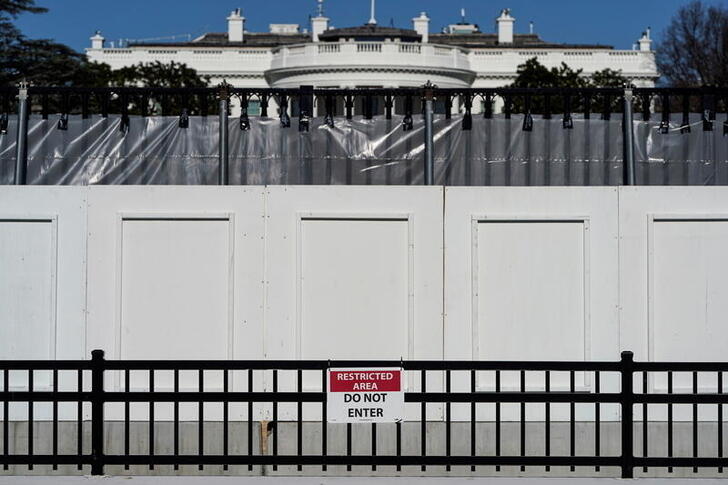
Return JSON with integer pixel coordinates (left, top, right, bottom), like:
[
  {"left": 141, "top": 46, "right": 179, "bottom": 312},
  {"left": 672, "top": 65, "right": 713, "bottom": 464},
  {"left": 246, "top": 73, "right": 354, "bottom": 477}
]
[{"left": 266, "top": 42, "right": 474, "bottom": 88}]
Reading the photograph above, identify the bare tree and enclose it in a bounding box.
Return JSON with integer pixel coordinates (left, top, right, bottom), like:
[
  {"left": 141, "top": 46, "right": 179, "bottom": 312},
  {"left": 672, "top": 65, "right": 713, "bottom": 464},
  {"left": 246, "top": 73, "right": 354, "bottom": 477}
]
[{"left": 656, "top": 0, "right": 728, "bottom": 86}]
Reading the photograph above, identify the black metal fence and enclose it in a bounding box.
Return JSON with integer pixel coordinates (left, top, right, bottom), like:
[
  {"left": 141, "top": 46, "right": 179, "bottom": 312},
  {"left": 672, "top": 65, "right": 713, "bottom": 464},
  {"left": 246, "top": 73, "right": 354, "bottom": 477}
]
[
  {"left": 0, "top": 350, "right": 727, "bottom": 477},
  {"left": 2, "top": 85, "right": 727, "bottom": 121},
  {"left": 2, "top": 84, "right": 728, "bottom": 187}
]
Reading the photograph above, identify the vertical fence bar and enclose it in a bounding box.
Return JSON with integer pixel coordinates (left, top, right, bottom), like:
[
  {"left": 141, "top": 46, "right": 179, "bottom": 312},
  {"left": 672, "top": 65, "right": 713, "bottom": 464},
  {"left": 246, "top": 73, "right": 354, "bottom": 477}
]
[
  {"left": 223, "top": 369, "right": 229, "bottom": 471},
  {"left": 395, "top": 421, "right": 401, "bottom": 472},
  {"left": 218, "top": 83, "right": 230, "bottom": 186},
  {"left": 14, "top": 82, "right": 29, "bottom": 185},
  {"left": 620, "top": 351, "right": 635, "bottom": 479},
  {"left": 470, "top": 369, "right": 476, "bottom": 472},
  {"left": 272, "top": 370, "right": 278, "bottom": 472},
  {"left": 446, "top": 369, "right": 451, "bottom": 472},
  {"left": 91, "top": 350, "right": 105, "bottom": 476},
  {"left": 247, "top": 368, "right": 253, "bottom": 472},
  {"left": 371, "top": 423, "right": 377, "bottom": 472},
  {"left": 668, "top": 371, "right": 673, "bottom": 473},
  {"left": 123, "top": 370, "right": 129, "bottom": 470},
  {"left": 27, "top": 370, "right": 33, "bottom": 471},
  {"left": 642, "top": 371, "right": 648, "bottom": 472},
  {"left": 346, "top": 423, "right": 352, "bottom": 472},
  {"left": 623, "top": 87, "right": 636, "bottom": 185},
  {"left": 2, "top": 369, "right": 7, "bottom": 471},
  {"left": 569, "top": 370, "right": 575, "bottom": 472},
  {"left": 545, "top": 370, "right": 551, "bottom": 472},
  {"left": 397, "top": 360, "right": 402, "bottom": 472},
  {"left": 719, "top": 372, "right": 724, "bottom": 474},
  {"left": 421, "top": 369, "right": 426, "bottom": 472},
  {"left": 52, "top": 368, "right": 58, "bottom": 470},
  {"left": 595, "top": 370, "right": 600, "bottom": 472},
  {"left": 77, "top": 369, "right": 83, "bottom": 471},
  {"left": 149, "top": 370, "right": 155, "bottom": 471},
  {"left": 496, "top": 370, "right": 501, "bottom": 472},
  {"left": 297, "top": 369, "right": 302, "bottom": 472},
  {"left": 173, "top": 369, "right": 179, "bottom": 471},
  {"left": 520, "top": 370, "right": 526, "bottom": 472},
  {"left": 693, "top": 371, "right": 698, "bottom": 474},
  {"left": 321, "top": 367, "right": 327, "bottom": 472},
  {"left": 198, "top": 369, "right": 204, "bottom": 471}
]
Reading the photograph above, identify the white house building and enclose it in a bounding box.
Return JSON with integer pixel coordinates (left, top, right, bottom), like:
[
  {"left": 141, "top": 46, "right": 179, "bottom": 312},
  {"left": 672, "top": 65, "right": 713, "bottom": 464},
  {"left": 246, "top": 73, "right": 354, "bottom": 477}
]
[{"left": 86, "top": 1, "right": 659, "bottom": 114}]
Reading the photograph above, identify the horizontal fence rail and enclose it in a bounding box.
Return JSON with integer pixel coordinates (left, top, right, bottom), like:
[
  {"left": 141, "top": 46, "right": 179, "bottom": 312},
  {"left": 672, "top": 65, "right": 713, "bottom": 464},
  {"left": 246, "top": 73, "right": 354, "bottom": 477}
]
[{"left": 0, "top": 351, "right": 727, "bottom": 477}]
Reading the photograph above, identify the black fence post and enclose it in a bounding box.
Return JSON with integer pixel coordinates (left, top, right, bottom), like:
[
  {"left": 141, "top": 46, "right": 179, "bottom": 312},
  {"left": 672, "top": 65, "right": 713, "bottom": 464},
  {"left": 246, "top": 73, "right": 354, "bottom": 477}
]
[
  {"left": 14, "top": 81, "right": 29, "bottom": 185},
  {"left": 217, "top": 82, "right": 231, "bottom": 186},
  {"left": 91, "top": 349, "right": 105, "bottom": 476},
  {"left": 620, "top": 351, "right": 635, "bottom": 479}
]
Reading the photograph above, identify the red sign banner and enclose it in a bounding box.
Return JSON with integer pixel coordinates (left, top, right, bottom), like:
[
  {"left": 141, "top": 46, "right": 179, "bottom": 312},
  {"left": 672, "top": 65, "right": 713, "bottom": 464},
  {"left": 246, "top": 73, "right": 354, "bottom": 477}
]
[{"left": 329, "top": 370, "right": 402, "bottom": 392}]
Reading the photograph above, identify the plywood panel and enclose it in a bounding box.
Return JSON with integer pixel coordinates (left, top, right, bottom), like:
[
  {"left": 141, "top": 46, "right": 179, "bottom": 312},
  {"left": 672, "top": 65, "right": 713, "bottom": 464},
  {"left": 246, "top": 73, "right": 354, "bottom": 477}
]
[
  {"left": 652, "top": 220, "right": 728, "bottom": 365},
  {"left": 445, "top": 187, "right": 619, "bottom": 420},
  {"left": 476, "top": 221, "right": 585, "bottom": 389},
  {"left": 300, "top": 218, "right": 409, "bottom": 361},
  {"left": 0, "top": 187, "right": 86, "bottom": 419},
  {"left": 120, "top": 219, "right": 231, "bottom": 361},
  {"left": 0, "top": 221, "right": 55, "bottom": 366},
  {"left": 619, "top": 188, "right": 728, "bottom": 419},
  {"left": 266, "top": 186, "right": 443, "bottom": 420},
  {"left": 619, "top": 188, "right": 728, "bottom": 371},
  {"left": 86, "top": 187, "right": 265, "bottom": 419}
]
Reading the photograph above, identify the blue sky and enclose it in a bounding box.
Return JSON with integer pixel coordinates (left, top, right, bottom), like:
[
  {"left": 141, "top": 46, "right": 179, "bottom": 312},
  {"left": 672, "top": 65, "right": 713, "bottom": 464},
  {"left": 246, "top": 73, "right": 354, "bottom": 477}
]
[{"left": 12, "top": 0, "right": 721, "bottom": 52}]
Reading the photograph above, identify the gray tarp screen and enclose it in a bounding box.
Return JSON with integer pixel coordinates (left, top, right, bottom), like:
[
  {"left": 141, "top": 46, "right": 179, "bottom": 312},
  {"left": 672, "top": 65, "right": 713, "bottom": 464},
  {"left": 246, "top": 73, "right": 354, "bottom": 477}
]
[{"left": 1, "top": 113, "right": 727, "bottom": 185}]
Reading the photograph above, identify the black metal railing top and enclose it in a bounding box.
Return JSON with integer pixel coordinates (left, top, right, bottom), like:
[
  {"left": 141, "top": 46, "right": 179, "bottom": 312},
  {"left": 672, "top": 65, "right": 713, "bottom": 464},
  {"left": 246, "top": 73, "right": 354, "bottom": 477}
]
[
  {"left": 1, "top": 351, "right": 727, "bottom": 477},
  {"left": 1, "top": 85, "right": 727, "bottom": 119}
]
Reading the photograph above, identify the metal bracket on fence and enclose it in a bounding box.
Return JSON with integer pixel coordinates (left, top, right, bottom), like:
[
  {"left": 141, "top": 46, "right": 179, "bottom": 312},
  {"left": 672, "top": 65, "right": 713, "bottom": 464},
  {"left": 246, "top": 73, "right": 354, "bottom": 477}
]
[
  {"left": 622, "top": 87, "right": 636, "bottom": 186},
  {"left": 14, "top": 81, "right": 29, "bottom": 185},
  {"left": 402, "top": 95, "right": 413, "bottom": 132},
  {"left": 239, "top": 94, "right": 250, "bottom": 131},
  {"left": 299, "top": 85, "right": 313, "bottom": 133},
  {"left": 217, "top": 81, "right": 231, "bottom": 186}
]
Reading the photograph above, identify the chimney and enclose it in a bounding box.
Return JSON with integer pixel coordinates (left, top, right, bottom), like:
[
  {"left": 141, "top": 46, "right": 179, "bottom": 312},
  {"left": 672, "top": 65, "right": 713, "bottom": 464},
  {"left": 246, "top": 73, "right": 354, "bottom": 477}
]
[
  {"left": 311, "top": 0, "right": 329, "bottom": 42},
  {"left": 228, "top": 8, "right": 245, "bottom": 43},
  {"left": 90, "top": 30, "right": 105, "bottom": 50},
  {"left": 311, "top": 15, "right": 329, "bottom": 42},
  {"left": 638, "top": 27, "right": 652, "bottom": 52},
  {"left": 496, "top": 8, "right": 515, "bottom": 44},
  {"left": 412, "top": 12, "right": 430, "bottom": 43}
]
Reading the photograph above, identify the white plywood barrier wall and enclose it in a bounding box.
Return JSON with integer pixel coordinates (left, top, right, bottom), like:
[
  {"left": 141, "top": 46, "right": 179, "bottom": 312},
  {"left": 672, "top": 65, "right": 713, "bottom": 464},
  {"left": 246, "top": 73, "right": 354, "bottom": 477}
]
[{"left": 2, "top": 186, "right": 728, "bottom": 420}]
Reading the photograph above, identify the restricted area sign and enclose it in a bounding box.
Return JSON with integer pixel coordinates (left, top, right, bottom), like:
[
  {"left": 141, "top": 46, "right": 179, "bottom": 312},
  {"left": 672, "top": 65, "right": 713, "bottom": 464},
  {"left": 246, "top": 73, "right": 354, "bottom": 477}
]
[{"left": 327, "top": 368, "right": 404, "bottom": 423}]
